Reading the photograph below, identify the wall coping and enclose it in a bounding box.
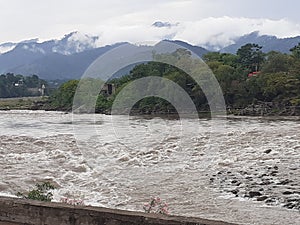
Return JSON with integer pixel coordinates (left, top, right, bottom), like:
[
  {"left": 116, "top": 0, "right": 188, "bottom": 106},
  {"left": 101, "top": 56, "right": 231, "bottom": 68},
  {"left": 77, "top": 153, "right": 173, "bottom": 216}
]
[{"left": 0, "top": 196, "right": 237, "bottom": 225}]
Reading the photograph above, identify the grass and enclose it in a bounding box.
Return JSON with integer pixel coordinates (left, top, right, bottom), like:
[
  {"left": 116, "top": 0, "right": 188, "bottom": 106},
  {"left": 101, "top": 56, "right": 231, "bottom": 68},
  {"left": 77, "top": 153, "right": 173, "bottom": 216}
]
[{"left": 0, "top": 96, "right": 48, "bottom": 110}]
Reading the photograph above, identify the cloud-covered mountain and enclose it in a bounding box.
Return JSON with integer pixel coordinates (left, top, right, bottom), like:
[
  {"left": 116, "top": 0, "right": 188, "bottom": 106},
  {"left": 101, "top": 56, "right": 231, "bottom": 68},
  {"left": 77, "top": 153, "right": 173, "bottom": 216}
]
[
  {"left": 0, "top": 32, "right": 123, "bottom": 80},
  {"left": 220, "top": 31, "right": 300, "bottom": 54},
  {"left": 165, "top": 40, "right": 209, "bottom": 56},
  {"left": 0, "top": 32, "right": 98, "bottom": 56},
  {"left": 1, "top": 31, "right": 300, "bottom": 81},
  {"left": 152, "top": 21, "right": 172, "bottom": 28},
  {"left": 0, "top": 32, "right": 209, "bottom": 80},
  {"left": 152, "top": 21, "right": 178, "bottom": 28},
  {"left": 51, "top": 32, "right": 99, "bottom": 55},
  {"left": 0, "top": 42, "right": 17, "bottom": 54}
]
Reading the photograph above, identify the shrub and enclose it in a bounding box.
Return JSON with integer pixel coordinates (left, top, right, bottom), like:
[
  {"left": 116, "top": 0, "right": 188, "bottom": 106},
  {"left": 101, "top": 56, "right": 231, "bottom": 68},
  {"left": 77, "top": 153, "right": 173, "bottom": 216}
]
[{"left": 17, "top": 182, "right": 56, "bottom": 202}]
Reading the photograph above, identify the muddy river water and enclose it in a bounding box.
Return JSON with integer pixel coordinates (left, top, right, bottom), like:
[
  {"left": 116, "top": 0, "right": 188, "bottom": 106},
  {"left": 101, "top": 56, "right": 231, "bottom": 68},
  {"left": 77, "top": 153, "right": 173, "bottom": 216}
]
[{"left": 0, "top": 110, "right": 299, "bottom": 225}]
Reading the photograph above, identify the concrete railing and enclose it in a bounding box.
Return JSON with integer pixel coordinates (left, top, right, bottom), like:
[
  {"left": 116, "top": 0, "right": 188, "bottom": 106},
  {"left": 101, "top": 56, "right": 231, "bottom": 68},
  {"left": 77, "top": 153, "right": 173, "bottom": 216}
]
[{"left": 0, "top": 197, "right": 237, "bottom": 225}]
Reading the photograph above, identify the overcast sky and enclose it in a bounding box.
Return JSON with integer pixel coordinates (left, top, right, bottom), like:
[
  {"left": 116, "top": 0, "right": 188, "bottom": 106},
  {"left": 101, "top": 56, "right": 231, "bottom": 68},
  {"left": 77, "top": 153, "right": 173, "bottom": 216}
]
[{"left": 1, "top": 0, "right": 300, "bottom": 47}]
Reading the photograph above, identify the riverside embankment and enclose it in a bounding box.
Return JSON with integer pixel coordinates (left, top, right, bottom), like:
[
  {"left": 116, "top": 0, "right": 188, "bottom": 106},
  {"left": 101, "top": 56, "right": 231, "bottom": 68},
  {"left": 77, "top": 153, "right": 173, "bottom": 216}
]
[{"left": 0, "top": 196, "right": 235, "bottom": 225}]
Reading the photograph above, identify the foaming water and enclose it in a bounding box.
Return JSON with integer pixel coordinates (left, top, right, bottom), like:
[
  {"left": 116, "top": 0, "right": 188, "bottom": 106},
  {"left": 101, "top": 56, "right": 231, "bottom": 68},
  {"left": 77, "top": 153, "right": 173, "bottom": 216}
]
[{"left": 0, "top": 110, "right": 299, "bottom": 225}]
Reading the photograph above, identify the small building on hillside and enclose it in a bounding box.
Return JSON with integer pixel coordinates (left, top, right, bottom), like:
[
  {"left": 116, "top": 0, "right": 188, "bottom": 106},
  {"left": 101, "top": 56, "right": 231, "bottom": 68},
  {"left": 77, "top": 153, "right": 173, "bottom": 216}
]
[{"left": 100, "top": 83, "right": 116, "bottom": 96}]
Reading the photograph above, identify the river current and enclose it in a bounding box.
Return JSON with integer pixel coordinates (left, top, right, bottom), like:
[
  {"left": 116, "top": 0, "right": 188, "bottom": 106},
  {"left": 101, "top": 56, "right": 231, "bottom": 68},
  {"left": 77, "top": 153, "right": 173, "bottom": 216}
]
[{"left": 0, "top": 110, "right": 299, "bottom": 225}]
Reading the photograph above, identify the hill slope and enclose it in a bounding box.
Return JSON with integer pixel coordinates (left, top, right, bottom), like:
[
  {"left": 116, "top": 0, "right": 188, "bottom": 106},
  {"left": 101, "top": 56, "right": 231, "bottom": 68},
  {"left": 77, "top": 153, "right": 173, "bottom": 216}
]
[{"left": 220, "top": 31, "right": 300, "bottom": 54}]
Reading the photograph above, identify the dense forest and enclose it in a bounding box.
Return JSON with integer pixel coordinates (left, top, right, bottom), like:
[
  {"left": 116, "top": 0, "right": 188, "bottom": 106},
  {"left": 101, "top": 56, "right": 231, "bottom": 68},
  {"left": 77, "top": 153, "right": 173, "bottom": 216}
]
[
  {"left": 0, "top": 73, "right": 48, "bottom": 98},
  {"left": 47, "top": 42, "right": 300, "bottom": 115},
  {"left": 40, "top": 42, "right": 300, "bottom": 115}
]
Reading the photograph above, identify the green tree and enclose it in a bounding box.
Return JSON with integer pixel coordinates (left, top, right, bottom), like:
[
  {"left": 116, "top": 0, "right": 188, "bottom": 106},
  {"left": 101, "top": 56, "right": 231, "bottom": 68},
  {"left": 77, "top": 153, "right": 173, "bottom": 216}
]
[
  {"left": 260, "top": 72, "right": 300, "bottom": 103},
  {"left": 202, "top": 52, "right": 222, "bottom": 62},
  {"left": 96, "top": 94, "right": 112, "bottom": 113},
  {"left": 262, "top": 51, "right": 290, "bottom": 73},
  {"left": 237, "top": 43, "right": 264, "bottom": 73},
  {"left": 289, "top": 43, "right": 300, "bottom": 78},
  {"left": 203, "top": 52, "right": 238, "bottom": 68},
  {"left": 290, "top": 43, "right": 300, "bottom": 59},
  {"left": 0, "top": 73, "right": 47, "bottom": 98},
  {"left": 49, "top": 80, "right": 79, "bottom": 110}
]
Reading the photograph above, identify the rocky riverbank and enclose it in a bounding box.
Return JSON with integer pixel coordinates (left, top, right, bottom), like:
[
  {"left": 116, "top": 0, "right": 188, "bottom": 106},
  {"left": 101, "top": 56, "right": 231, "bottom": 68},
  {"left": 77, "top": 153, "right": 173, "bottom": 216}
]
[
  {"left": 231, "top": 102, "right": 300, "bottom": 116},
  {"left": 208, "top": 148, "right": 300, "bottom": 211},
  {"left": 2, "top": 97, "right": 300, "bottom": 119}
]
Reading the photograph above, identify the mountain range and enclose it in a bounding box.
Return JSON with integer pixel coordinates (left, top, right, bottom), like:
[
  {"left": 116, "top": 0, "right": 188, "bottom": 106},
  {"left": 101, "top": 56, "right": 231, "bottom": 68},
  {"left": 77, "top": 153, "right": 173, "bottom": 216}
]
[
  {"left": 0, "top": 31, "right": 299, "bottom": 80},
  {"left": 220, "top": 31, "right": 300, "bottom": 54}
]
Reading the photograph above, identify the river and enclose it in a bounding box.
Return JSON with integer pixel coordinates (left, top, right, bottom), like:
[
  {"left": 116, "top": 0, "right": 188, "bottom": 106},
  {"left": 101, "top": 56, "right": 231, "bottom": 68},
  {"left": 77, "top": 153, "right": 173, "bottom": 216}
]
[{"left": 0, "top": 110, "right": 299, "bottom": 225}]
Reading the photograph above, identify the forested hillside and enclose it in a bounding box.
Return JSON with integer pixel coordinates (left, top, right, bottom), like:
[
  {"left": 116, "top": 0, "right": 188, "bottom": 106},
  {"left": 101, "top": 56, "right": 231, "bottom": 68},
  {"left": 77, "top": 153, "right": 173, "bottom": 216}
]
[
  {"left": 0, "top": 73, "right": 47, "bottom": 98},
  {"left": 48, "top": 42, "right": 300, "bottom": 115}
]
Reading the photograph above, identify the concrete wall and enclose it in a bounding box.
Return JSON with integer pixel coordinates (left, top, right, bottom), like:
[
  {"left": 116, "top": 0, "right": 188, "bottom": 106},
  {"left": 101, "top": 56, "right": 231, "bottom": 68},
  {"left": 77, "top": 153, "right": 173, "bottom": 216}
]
[{"left": 0, "top": 197, "right": 236, "bottom": 225}]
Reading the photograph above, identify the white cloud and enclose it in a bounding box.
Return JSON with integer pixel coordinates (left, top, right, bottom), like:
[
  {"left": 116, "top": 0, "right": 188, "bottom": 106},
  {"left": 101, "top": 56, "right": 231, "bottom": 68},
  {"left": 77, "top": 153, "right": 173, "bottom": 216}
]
[
  {"left": 173, "top": 17, "right": 300, "bottom": 48},
  {"left": 1, "top": 0, "right": 300, "bottom": 49},
  {"left": 67, "top": 32, "right": 97, "bottom": 48},
  {"left": 90, "top": 17, "right": 300, "bottom": 49},
  {"left": 0, "top": 44, "right": 16, "bottom": 54}
]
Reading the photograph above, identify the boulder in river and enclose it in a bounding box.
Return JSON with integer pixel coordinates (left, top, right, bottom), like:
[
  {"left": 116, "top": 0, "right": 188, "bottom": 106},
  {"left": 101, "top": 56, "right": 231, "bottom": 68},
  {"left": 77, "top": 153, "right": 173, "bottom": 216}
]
[
  {"left": 264, "top": 149, "right": 272, "bottom": 154},
  {"left": 248, "top": 191, "right": 262, "bottom": 198}
]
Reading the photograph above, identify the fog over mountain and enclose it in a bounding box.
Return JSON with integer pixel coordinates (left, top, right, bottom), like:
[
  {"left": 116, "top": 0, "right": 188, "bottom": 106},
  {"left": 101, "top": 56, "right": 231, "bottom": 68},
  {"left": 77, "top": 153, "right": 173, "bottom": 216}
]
[
  {"left": 0, "top": 42, "right": 16, "bottom": 54},
  {"left": 0, "top": 30, "right": 300, "bottom": 80},
  {"left": 220, "top": 31, "right": 300, "bottom": 54},
  {"left": 0, "top": 31, "right": 208, "bottom": 80},
  {"left": 0, "top": 32, "right": 120, "bottom": 80}
]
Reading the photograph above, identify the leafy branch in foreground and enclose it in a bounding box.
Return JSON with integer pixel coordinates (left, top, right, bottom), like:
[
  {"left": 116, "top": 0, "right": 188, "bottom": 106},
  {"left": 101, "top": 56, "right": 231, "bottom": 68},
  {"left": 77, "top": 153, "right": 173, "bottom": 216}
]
[{"left": 17, "top": 182, "right": 56, "bottom": 202}]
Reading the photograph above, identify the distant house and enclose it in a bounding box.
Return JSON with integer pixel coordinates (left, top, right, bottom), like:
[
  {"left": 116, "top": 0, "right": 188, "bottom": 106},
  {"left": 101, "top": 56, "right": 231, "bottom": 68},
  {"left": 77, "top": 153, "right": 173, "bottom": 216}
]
[
  {"left": 100, "top": 83, "right": 116, "bottom": 96},
  {"left": 14, "top": 79, "right": 24, "bottom": 87}
]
